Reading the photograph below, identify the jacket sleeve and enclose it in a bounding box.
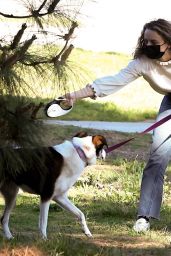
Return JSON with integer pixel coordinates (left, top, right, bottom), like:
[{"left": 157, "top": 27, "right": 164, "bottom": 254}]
[{"left": 91, "top": 58, "right": 142, "bottom": 97}]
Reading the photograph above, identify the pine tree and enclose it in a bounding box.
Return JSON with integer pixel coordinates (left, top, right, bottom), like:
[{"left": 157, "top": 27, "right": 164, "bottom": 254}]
[{"left": 0, "top": 0, "right": 86, "bottom": 178}]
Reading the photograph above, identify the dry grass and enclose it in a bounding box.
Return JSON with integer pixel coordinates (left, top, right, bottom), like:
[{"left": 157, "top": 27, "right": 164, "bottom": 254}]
[{"left": 0, "top": 246, "right": 45, "bottom": 256}]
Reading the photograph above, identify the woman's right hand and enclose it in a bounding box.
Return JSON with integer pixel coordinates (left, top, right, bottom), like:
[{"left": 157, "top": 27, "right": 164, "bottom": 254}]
[
  {"left": 62, "top": 92, "right": 76, "bottom": 106},
  {"left": 61, "top": 84, "right": 95, "bottom": 103}
]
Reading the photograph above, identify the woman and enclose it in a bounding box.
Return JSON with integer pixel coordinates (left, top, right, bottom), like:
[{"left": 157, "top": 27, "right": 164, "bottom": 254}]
[{"left": 64, "top": 18, "right": 171, "bottom": 232}]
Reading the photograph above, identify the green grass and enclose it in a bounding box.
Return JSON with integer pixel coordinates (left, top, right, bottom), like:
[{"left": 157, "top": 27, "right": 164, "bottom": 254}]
[
  {"left": 1, "top": 125, "right": 171, "bottom": 255},
  {"left": 39, "top": 97, "right": 157, "bottom": 122},
  {"left": 56, "top": 100, "right": 157, "bottom": 121}
]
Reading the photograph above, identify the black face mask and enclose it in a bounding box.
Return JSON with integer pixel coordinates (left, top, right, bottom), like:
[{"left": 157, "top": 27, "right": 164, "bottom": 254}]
[{"left": 142, "top": 45, "right": 166, "bottom": 59}]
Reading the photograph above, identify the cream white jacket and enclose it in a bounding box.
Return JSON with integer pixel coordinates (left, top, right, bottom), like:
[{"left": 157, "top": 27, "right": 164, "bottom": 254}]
[{"left": 92, "top": 56, "right": 171, "bottom": 97}]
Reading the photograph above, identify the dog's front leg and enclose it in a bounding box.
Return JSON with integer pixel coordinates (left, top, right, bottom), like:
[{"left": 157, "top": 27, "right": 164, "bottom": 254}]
[
  {"left": 53, "top": 194, "right": 92, "bottom": 237},
  {"left": 39, "top": 200, "right": 50, "bottom": 239}
]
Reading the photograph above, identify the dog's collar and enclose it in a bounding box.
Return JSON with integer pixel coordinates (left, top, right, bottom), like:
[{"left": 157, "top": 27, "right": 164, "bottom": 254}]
[{"left": 72, "top": 143, "right": 88, "bottom": 166}]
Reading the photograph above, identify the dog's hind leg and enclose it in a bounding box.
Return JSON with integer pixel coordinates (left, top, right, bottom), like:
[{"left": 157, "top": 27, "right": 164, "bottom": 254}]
[
  {"left": 39, "top": 200, "right": 50, "bottom": 239},
  {"left": 53, "top": 194, "right": 92, "bottom": 237},
  {"left": 1, "top": 181, "right": 19, "bottom": 239}
]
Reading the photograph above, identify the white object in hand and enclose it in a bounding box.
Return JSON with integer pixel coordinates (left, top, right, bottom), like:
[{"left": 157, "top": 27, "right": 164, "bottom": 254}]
[{"left": 46, "top": 98, "right": 73, "bottom": 117}]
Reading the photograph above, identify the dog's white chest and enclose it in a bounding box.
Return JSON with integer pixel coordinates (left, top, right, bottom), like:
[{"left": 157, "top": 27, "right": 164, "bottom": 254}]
[{"left": 53, "top": 142, "right": 85, "bottom": 195}]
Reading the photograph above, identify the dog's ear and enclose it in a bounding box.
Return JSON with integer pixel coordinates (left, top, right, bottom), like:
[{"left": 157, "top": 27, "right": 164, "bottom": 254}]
[
  {"left": 92, "top": 135, "right": 108, "bottom": 148},
  {"left": 73, "top": 131, "right": 88, "bottom": 138}
]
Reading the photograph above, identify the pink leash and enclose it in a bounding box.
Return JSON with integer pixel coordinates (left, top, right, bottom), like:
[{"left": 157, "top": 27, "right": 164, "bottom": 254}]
[{"left": 105, "top": 113, "right": 171, "bottom": 154}]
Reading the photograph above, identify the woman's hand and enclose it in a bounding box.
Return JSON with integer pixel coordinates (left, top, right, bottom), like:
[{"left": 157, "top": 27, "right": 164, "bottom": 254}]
[
  {"left": 63, "top": 92, "right": 76, "bottom": 106},
  {"left": 61, "top": 84, "right": 95, "bottom": 103}
]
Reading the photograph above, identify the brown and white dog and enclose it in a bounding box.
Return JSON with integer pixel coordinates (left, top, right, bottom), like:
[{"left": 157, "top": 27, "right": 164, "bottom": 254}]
[{"left": 0, "top": 132, "right": 107, "bottom": 239}]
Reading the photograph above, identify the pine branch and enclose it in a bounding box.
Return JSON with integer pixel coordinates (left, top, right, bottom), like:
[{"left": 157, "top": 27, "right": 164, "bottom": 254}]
[
  {"left": 15, "top": 102, "right": 43, "bottom": 120},
  {"left": 31, "top": 102, "right": 44, "bottom": 119},
  {"left": 37, "top": 0, "right": 48, "bottom": 13},
  {"left": 20, "top": 35, "right": 37, "bottom": 53},
  {"left": 0, "top": 0, "right": 62, "bottom": 19},
  {"left": 52, "top": 21, "right": 78, "bottom": 65},
  {"left": 60, "top": 44, "right": 74, "bottom": 63},
  {"left": 21, "top": 59, "right": 50, "bottom": 66},
  {"left": 15, "top": 103, "right": 35, "bottom": 115},
  {"left": 52, "top": 40, "right": 68, "bottom": 64},
  {"left": 10, "top": 23, "right": 27, "bottom": 50},
  {"left": 63, "top": 21, "right": 78, "bottom": 41},
  {"left": 0, "top": 12, "right": 33, "bottom": 19},
  {"left": 2, "top": 35, "right": 37, "bottom": 68},
  {"left": 48, "top": 0, "right": 60, "bottom": 13}
]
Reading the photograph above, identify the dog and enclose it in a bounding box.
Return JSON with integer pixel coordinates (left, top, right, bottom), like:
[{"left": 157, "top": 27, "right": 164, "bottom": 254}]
[{"left": 0, "top": 131, "right": 107, "bottom": 239}]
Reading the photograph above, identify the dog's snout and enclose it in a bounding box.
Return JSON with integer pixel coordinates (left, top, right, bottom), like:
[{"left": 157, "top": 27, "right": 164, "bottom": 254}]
[{"left": 98, "top": 149, "right": 106, "bottom": 160}]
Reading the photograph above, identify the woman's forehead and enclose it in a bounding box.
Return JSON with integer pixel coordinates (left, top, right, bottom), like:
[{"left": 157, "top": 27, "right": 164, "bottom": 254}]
[{"left": 144, "top": 29, "right": 163, "bottom": 41}]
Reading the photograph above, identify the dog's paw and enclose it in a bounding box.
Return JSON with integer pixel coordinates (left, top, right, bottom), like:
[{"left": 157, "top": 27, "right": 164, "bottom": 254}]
[
  {"left": 41, "top": 234, "right": 48, "bottom": 240},
  {"left": 39, "top": 232, "right": 48, "bottom": 240},
  {"left": 85, "top": 232, "right": 93, "bottom": 238},
  {"left": 3, "top": 233, "right": 14, "bottom": 240}
]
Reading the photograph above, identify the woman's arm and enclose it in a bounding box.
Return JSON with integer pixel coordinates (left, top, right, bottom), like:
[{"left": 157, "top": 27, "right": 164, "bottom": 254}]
[{"left": 64, "top": 58, "right": 142, "bottom": 102}]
